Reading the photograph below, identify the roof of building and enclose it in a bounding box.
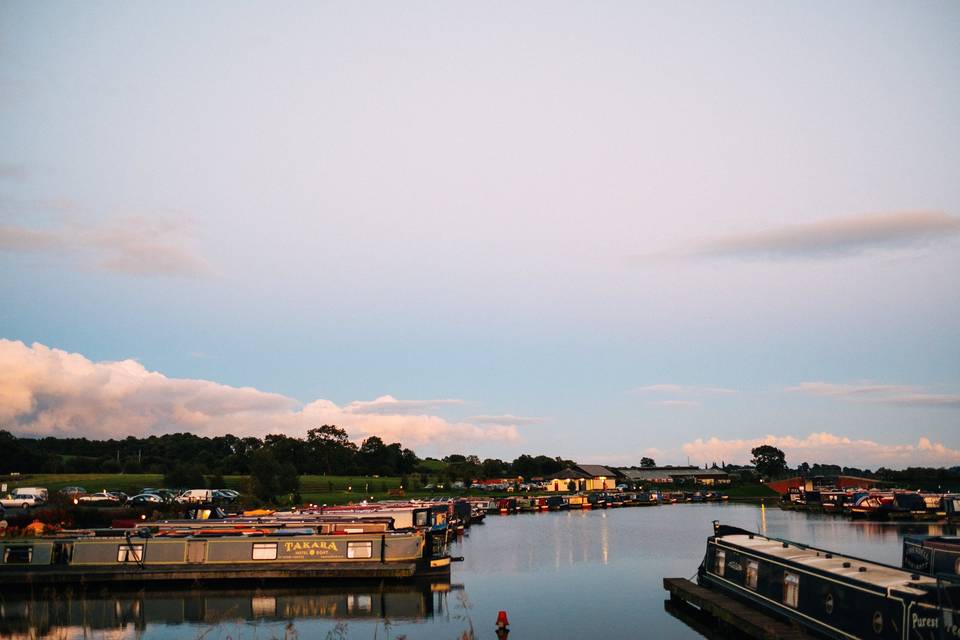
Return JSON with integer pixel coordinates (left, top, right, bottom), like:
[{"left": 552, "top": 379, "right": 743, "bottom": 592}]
[
  {"left": 546, "top": 465, "right": 620, "bottom": 480},
  {"left": 619, "top": 466, "right": 730, "bottom": 480},
  {"left": 576, "top": 464, "right": 620, "bottom": 478}
]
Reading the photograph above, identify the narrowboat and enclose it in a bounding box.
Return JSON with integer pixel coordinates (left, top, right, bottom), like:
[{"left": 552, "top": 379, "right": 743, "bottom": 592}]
[
  {"left": 892, "top": 493, "right": 934, "bottom": 521},
  {"left": 903, "top": 535, "right": 960, "bottom": 577},
  {"left": 586, "top": 493, "right": 606, "bottom": 509},
  {"left": 944, "top": 495, "right": 960, "bottom": 523},
  {"left": 0, "top": 526, "right": 451, "bottom": 586},
  {"left": 634, "top": 491, "right": 658, "bottom": 506},
  {"left": 544, "top": 495, "right": 567, "bottom": 511},
  {"left": 564, "top": 495, "right": 588, "bottom": 510},
  {"left": 496, "top": 497, "right": 517, "bottom": 514},
  {"left": 820, "top": 491, "right": 846, "bottom": 515},
  {"left": 699, "top": 522, "right": 960, "bottom": 639},
  {"left": 516, "top": 497, "right": 537, "bottom": 513}
]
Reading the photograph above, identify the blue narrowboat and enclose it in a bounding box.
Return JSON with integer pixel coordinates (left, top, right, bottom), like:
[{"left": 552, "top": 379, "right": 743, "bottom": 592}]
[{"left": 699, "top": 522, "right": 960, "bottom": 639}]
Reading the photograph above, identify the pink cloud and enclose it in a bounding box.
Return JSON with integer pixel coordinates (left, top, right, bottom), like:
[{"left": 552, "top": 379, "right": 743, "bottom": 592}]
[
  {"left": 680, "top": 432, "right": 960, "bottom": 468},
  {"left": 0, "top": 339, "right": 519, "bottom": 449}
]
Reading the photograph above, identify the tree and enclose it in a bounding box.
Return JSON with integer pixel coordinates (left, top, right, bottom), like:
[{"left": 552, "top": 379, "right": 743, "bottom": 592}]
[
  {"left": 640, "top": 457, "right": 656, "bottom": 468},
  {"left": 165, "top": 462, "right": 206, "bottom": 488},
  {"left": 751, "top": 445, "right": 788, "bottom": 478},
  {"left": 248, "top": 449, "right": 299, "bottom": 502},
  {"left": 306, "top": 425, "right": 357, "bottom": 475}
]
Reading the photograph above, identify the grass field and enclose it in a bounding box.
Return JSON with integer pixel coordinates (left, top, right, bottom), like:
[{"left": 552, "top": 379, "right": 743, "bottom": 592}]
[{"left": 3, "top": 473, "right": 425, "bottom": 505}]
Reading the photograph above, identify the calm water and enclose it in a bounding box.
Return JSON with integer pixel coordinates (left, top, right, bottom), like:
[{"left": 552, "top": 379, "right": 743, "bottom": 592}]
[{"left": 3, "top": 503, "right": 957, "bottom": 639}]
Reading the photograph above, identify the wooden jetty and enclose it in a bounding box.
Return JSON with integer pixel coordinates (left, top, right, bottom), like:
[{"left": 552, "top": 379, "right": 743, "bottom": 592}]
[{"left": 662, "top": 578, "right": 806, "bottom": 640}]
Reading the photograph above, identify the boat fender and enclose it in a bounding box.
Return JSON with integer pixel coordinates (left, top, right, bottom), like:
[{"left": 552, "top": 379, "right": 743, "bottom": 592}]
[{"left": 451, "top": 556, "right": 465, "bottom": 562}]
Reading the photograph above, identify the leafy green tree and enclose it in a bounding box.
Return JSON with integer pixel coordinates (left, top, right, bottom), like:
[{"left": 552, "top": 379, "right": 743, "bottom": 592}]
[
  {"left": 165, "top": 462, "right": 206, "bottom": 488},
  {"left": 751, "top": 445, "right": 788, "bottom": 478},
  {"left": 640, "top": 457, "right": 656, "bottom": 467},
  {"left": 248, "top": 449, "right": 299, "bottom": 502},
  {"left": 307, "top": 425, "right": 358, "bottom": 475}
]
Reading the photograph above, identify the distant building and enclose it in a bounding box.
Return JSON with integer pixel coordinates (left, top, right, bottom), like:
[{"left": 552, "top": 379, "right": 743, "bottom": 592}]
[
  {"left": 545, "top": 465, "right": 621, "bottom": 492},
  {"left": 619, "top": 466, "right": 731, "bottom": 486},
  {"left": 767, "top": 475, "right": 881, "bottom": 494}
]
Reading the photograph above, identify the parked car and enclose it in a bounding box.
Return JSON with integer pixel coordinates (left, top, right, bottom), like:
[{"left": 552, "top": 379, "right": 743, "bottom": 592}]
[
  {"left": 0, "top": 492, "right": 44, "bottom": 509},
  {"left": 106, "top": 491, "right": 129, "bottom": 504},
  {"left": 129, "top": 493, "right": 164, "bottom": 506},
  {"left": 16, "top": 487, "right": 49, "bottom": 501},
  {"left": 178, "top": 489, "right": 214, "bottom": 504},
  {"left": 78, "top": 491, "right": 121, "bottom": 505},
  {"left": 213, "top": 489, "right": 239, "bottom": 503},
  {"left": 143, "top": 488, "right": 178, "bottom": 503},
  {"left": 59, "top": 486, "right": 87, "bottom": 498}
]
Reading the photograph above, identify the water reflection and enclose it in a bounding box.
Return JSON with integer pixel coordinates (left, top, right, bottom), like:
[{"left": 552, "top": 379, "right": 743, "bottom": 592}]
[{"left": 0, "top": 582, "right": 454, "bottom": 639}]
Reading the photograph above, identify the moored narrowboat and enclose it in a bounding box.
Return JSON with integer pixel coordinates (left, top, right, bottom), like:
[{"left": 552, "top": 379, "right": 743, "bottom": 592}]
[
  {"left": 0, "top": 526, "right": 452, "bottom": 586},
  {"left": 699, "top": 522, "right": 960, "bottom": 639},
  {"left": 903, "top": 535, "right": 960, "bottom": 577}
]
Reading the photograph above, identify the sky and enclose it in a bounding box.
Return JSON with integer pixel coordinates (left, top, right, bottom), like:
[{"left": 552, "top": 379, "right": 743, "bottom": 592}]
[{"left": 1, "top": 1, "right": 959, "bottom": 469}]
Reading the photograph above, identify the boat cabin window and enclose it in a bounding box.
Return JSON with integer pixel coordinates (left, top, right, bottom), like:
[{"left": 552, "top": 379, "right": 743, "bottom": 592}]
[
  {"left": 745, "top": 560, "right": 759, "bottom": 590},
  {"left": 783, "top": 571, "right": 799, "bottom": 608},
  {"left": 252, "top": 543, "right": 278, "bottom": 560},
  {"left": 714, "top": 549, "right": 725, "bottom": 576},
  {"left": 4, "top": 545, "right": 33, "bottom": 564},
  {"left": 415, "top": 511, "right": 428, "bottom": 527},
  {"left": 117, "top": 544, "right": 143, "bottom": 562},
  {"left": 347, "top": 541, "right": 373, "bottom": 559}
]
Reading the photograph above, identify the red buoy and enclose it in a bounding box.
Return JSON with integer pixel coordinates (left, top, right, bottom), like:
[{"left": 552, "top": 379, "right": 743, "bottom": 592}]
[{"left": 496, "top": 610, "right": 510, "bottom": 629}]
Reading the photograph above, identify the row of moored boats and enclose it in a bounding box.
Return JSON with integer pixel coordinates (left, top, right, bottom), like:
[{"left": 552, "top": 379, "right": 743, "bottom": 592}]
[{"left": 780, "top": 487, "right": 960, "bottom": 521}]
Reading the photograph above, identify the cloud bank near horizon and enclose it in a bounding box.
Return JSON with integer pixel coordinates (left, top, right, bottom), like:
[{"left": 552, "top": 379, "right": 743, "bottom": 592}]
[
  {"left": 788, "top": 382, "right": 960, "bottom": 408},
  {"left": 0, "top": 217, "right": 208, "bottom": 277},
  {"left": 681, "top": 432, "right": 960, "bottom": 469},
  {"left": 693, "top": 211, "right": 960, "bottom": 260},
  {"left": 0, "top": 339, "right": 524, "bottom": 448}
]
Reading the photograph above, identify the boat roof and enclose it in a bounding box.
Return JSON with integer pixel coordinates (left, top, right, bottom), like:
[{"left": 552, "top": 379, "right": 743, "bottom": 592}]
[{"left": 716, "top": 533, "right": 939, "bottom": 596}]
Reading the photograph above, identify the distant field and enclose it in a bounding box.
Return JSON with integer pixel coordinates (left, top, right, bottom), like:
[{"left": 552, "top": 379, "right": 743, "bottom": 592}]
[{"left": 2, "top": 473, "right": 417, "bottom": 505}]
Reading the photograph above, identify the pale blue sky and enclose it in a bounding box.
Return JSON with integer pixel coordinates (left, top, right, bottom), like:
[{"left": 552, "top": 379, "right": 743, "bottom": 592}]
[{"left": 1, "top": 1, "right": 958, "bottom": 467}]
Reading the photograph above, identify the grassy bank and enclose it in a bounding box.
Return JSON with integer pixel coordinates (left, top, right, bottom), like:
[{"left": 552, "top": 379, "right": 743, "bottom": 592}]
[{"left": 721, "top": 483, "right": 779, "bottom": 499}]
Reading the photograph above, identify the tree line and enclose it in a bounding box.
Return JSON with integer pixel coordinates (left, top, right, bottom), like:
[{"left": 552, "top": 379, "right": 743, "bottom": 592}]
[{"left": 0, "top": 428, "right": 575, "bottom": 483}]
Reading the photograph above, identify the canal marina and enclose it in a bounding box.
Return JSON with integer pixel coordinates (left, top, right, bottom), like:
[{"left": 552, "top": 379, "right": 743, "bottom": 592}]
[{"left": 4, "top": 501, "right": 959, "bottom": 639}]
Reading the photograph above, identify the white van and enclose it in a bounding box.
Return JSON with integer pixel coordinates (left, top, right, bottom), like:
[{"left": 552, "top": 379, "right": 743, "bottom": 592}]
[
  {"left": 178, "top": 489, "right": 214, "bottom": 504},
  {"left": 14, "top": 487, "right": 48, "bottom": 501}
]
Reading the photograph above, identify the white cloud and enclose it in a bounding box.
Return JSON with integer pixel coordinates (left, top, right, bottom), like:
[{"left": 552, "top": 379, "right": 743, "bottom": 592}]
[
  {"left": 691, "top": 211, "right": 960, "bottom": 260},
  {"left": 0, "top": 339, "right": 519, "bottom": 449},
  {"left": 344, "top": 396, "right": 465, "bottom": 415},
  {"left": 680, "top": 432, "right": 960, "bottom": 468},
  {"left": 788, "top": 382, "right": 960, "bottom": 408},
  {"left": 655, "top": 400, "right": 699, "bottom": 408}
]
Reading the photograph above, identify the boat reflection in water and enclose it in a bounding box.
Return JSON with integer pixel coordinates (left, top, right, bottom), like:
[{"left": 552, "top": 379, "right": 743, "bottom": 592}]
[{"left": 0, "top": 581, "right": 457, "bottom": 639}]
